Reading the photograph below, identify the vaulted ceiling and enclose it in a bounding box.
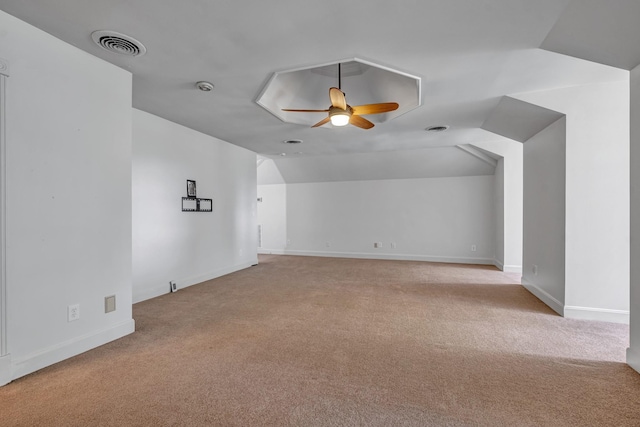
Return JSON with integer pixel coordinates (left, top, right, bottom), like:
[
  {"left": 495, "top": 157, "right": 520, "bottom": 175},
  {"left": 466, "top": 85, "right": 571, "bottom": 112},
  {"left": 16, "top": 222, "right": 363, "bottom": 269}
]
[{"left": 0, "top": 0, "right": 635, "bottom": 182}]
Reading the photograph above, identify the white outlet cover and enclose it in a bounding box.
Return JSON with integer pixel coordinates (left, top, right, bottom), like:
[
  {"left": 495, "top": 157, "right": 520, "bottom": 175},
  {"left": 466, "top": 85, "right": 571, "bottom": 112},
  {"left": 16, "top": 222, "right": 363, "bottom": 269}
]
[
  {"left": 68, "top": 304, "right": 80, "bottom": 322},
  {"left": 105, "top": 295, "right": 116, "bottom": 313}
]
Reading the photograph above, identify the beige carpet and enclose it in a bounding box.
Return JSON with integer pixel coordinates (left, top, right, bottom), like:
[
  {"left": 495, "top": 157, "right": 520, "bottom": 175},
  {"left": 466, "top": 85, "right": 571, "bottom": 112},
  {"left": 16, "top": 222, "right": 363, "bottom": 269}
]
[{"left": 1, "top": 255, "right": 639, "bottom": 426}]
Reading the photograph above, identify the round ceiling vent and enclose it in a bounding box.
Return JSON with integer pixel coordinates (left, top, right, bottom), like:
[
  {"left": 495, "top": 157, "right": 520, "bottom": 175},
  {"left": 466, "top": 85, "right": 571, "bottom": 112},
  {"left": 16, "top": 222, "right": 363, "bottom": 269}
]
[
  {"left": 426, "top": 125, "right": 449, "bottom": 132},
  {"left": 91, "top": 30, "right": 147, "bottom": 57},
  {"left": 283, "top": 139, "right": 303, "bottom": 144}
]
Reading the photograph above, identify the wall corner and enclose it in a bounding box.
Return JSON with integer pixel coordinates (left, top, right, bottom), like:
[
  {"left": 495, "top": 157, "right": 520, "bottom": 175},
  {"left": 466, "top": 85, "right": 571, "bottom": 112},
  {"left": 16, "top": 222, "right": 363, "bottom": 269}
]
[
  {"left": 0, "top": 353, "right": 11, "bottom": 386},
  {"left": 627, "top": 346, "right": 640, "bottom": 375}
]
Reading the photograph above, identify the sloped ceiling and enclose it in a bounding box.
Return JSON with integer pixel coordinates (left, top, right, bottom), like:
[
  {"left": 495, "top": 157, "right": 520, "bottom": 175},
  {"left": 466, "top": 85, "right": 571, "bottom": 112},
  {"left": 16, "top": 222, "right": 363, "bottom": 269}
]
[
  {"left": 542, "top": 0, "right": 640, "bottom": 71},
  {"left": 482, "top": 97, "right": 565, "bottom": 143},
  {"left": 258, "top": 146, "right": 497, "bottom": 185},
  {"left": 0, "top": 0, "right": 633, "bottom": 183}
]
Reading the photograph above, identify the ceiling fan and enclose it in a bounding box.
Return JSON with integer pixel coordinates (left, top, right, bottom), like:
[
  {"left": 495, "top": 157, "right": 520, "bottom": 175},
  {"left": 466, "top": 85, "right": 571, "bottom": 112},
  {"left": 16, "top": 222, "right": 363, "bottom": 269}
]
[{"left": 281, "top": 63, "right": 399, "bottom": 129}]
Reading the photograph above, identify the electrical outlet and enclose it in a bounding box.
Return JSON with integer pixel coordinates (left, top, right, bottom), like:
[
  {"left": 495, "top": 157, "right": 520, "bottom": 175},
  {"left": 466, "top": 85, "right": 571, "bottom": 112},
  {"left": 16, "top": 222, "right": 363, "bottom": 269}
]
[
  {"left": 68, "top": 304, "right": 80, "bottom": 322},
  {"left": 374, "top": 242, "right": 382, "bottom": 248},
  {"left": 391, "top": 242, "right": 397, "bottom": 249},
  {"left": 105, "top": 295, "right": 116, "bottom": 313},
  {"left": 170, "top": 281, "right": 177, "bottom": 292},
  {"left": 471, "top": 244, "right": 477, "bottom": 252},
  {"left": 533, "top": 265, "right": 539, "bottom": 276}
]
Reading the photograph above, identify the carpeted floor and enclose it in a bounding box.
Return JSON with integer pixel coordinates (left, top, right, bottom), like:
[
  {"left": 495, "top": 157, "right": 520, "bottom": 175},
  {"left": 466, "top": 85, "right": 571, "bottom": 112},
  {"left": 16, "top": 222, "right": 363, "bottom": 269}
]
[{"left": 1, "top": 255, "right": 639, "bottom": 426}]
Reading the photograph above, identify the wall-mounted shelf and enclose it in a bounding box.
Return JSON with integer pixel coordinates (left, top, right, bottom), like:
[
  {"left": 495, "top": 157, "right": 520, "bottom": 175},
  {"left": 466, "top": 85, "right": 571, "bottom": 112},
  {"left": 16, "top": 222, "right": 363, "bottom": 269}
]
[{"left": 182, "top": 197, "right": 212, "bottom": 212}]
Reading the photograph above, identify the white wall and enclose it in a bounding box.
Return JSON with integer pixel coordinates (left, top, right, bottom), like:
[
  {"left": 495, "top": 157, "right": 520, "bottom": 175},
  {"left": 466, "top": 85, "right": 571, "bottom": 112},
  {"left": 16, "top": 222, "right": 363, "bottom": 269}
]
[
  {"left": 257, "top": 185, "right": 287, "bottom": 254},
  {"left": 629, "top": 65, "right": 640, "bottom": 372},
  {"left": 282, "top": 176, "right": 495, "bottom": 263},
  {"left": 132, "top": 110, "right": 257, "bottom": 303},
  {"left": 494, "top": 159, "right": 505, "bottom": 267},
  {"left": 521, "top": 118, "right": 567, "bottom": 314},
  {"left": 0, "top": 11, "right": 134, "bottom": 383},
  {"left": 517, "top": 80, "right": 630, "bottom": 322},
  {"left": 471, "top": 139, "right": 524, "bottom": 273}
]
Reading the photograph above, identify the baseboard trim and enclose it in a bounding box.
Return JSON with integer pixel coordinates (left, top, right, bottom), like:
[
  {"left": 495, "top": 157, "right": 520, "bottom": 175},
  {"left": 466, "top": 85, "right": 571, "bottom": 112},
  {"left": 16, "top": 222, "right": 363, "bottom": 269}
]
[
  {"left": 0, "top": 354, "right": 11, "bottom": 386},
  {"left": 503, "top": 265, "right": 522, "bottom": 274},
  {"left": 133, "top": 260, "right": 258, "bottom": 303},
  {"left": 564, "top": 305, "right": 629, "bottom": 324},
  {"left": 493, "top": 259, "right": 522, "bottom": 274},
  {"left": 627, "top": 347, "right": 640, "bottom": 374},
  {"left": 521, "top": 278, "right": 564, "bottom": 316},
  {"left": 258, "top": 249, "right": 286, "bottom": 255},
  {"left": 283, "top": 250, "right": 495, "bottom": 266},
  {"left": 11, "top": 319, "right": 135, "bottom": 382}
]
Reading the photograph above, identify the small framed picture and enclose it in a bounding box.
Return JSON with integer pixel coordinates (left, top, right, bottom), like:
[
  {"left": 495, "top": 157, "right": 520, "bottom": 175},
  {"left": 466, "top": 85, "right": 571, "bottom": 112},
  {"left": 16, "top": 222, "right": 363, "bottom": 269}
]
[{"left": 186, "top": 180, "right": 196, "bottom": 198}]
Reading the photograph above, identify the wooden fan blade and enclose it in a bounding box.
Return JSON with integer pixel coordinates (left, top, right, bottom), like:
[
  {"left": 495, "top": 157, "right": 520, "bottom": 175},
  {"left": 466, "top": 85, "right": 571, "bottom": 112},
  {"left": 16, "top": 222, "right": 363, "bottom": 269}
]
[
  {"left": 350, "top": 115, "right": 375, "bottom": 129},
  {"left": 351, "top": 102, "right": 399, "bottom": 115},
  {"left": 312, "top": 116, "right": 331, "bottom": 128},
  {"left": 282, "top": 108, "right": 329, "bottom": 112},
  {"left": 329, "top": 87, "right": 347, "bottom": 110}
]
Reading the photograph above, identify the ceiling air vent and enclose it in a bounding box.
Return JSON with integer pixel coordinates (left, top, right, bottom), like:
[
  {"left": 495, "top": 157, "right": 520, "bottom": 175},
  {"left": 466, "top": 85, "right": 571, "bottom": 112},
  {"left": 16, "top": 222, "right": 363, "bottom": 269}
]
[
  {"left": 91, "top": 30, "right": 147, "bottom": 57},
  {"left": 283, "top": 139, "right": 303, "bottom": 144}
]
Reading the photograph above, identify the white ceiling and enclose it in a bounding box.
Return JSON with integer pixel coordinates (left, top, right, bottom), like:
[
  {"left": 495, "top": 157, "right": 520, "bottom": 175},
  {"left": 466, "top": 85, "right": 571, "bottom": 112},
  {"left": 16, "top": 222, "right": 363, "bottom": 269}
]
[
  {"left": 0, "top": 0, "right": 634, "bottom": 181},
  {"left": 542, "top": 0, "right": 640, "bottom": 71},
  {"left": 256, "top": 58, "right": 422, "bottom": 128},
  {"left": 260, "top": 145, "right": 498, "bottom": 185},
  {"left": 482, "top": 97, "right": 565, "bottom": 143}
]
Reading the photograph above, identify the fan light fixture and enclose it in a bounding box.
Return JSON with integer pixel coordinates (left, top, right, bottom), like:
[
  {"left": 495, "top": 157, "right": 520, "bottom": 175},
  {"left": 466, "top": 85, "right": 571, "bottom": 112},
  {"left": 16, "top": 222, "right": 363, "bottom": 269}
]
[
  {"left": 281, "top": 63, "right": 398, "bottom": 130},
  {"left": 329, "top": 105, "right": 352, "bottom": 127},
  {"left": 330, "top": 113, "right": 350, "bottom": 126}
]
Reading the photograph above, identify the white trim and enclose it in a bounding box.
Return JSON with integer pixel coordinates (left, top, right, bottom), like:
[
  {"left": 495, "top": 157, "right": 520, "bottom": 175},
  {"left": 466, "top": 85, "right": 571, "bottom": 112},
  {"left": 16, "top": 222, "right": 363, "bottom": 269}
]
[
  {"left": 258, "top": 248, "right": 286, "bottom": 255},
  {"left": 0, "top": 63, "right": 7, "bottom": 358},
  {"left": 493, "top": 259, "right": 521, "bottom": 273},
  {"left": 521, "top": 277, "right": 564, "bottom": 316},
  {"left": 10, "top": 319, "right": 134, "bottom": 382},
  {"left": 521, "top": 278, "right": 630, "bottom": 323},
  {"left": 627, "top": 346, "right": 640, "bottom": 374},
  {"left": 283, "top": 250, "right": 495, "bottom": 265},
  {"left": 133, "top": 260, "right": 257, "bottom": 303},
  {"left": 456, "top": 144, "right": 498, "bottom": 167},
  {"left": 0, "top": 354, "right": 10, "bottom": 386},
  {"left": 503, "top": 265, "right": 522, "bottom": 274},
  {"left": 564, "top": 305, "right": 629, "bottom": 324}
]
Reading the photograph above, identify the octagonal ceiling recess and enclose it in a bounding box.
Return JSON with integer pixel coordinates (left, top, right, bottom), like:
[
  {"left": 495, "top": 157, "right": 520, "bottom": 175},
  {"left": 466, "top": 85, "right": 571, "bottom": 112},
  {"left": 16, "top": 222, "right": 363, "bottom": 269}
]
[{"left": 256, "top": 58, "right": 421, "bottom": 128}]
